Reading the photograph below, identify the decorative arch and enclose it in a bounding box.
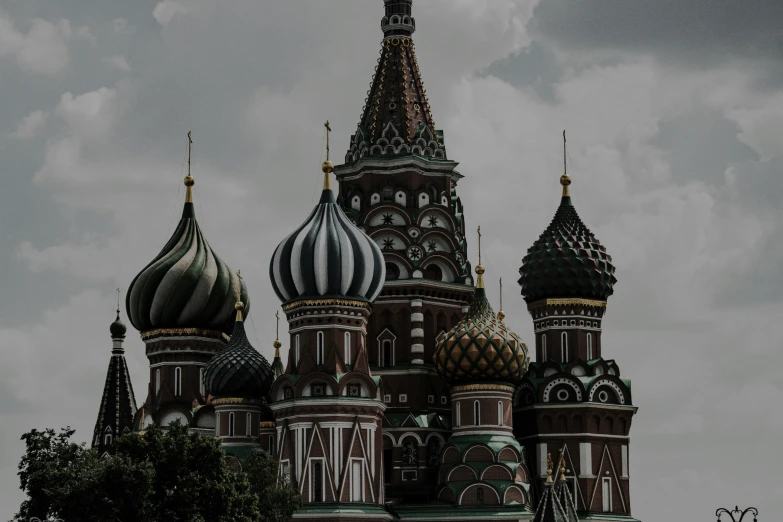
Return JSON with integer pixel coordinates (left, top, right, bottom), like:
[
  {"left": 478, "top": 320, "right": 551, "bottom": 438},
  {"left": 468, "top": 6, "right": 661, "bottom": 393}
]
[
  {"left": 498, "top": 446, "right": 520, "bottom": 462},
  {"left": 417, "top": 208, "right": 456, "bottom": 232},
  {"left": 504, "top": 485, "right": 526, "bottom": 505},
  {"left": 364, "top": 204, "right": 413, "bottom": 227},
  {"left": 587, "top": 378, "right": 628, "bottom": 405},
  {"left": 447, "top": 465, "right": 477, "bottom": 482},
  {"left": 441, "top": 446, "right": 460, "bottom": 464},
  {"left": 542, "top": 377, "right": 584, "bottom": 402},
  {"left": 463, "top": 445, "right": 495, "bottom": 463},
  {"left": 481, "top": 464, "right": 513, "bottom": 481},
  {"left": 458, "top": 483, "right": 500, "bottom": 506},
  {"left": 293, "top": 371, "right": 338, "bottom": 397}
]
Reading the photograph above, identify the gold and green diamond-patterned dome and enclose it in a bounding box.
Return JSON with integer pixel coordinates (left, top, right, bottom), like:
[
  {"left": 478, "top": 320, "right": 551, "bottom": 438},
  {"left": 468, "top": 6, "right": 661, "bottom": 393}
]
[{"left": 434, "top": 265, "right": 528, "bottom": 385}]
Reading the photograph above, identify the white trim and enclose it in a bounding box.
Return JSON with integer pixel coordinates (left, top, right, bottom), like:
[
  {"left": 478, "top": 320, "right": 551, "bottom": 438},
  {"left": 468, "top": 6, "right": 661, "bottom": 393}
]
[
  {"left": 228, "top": 412, "right": 235, "bottom": 437},
  {"left": 518, "top": 432, "right": 631, "bottom": 441},
  {"left": 344, "top": 331, "right": 352, "bottom": 365},
  {"left": 410, "top": 313, "right": 424, "bottom": 322},
  {"left": 295, "top": 334, "right": 300, "bottom": 366},
  {"left": 455, "top": 401, "right": 461, "bottom": 427},
  {"left": 561, "top": 332, "right": 568, "bottom": 362},
  {"left": 587, "top": 333, "right": 593, "bottom": 360},
  {"left": 515, "top": 403, "right": 637, "bottom": 413},
  {"left": 149, "top": 360, "right": 209, "bottom": 368},
  {"left": 621, "top": 445, "right": 629, "bottom": 478},
  {"left": 580, "top": 442, "right": 594, "bottom": 478},
  {"left": 316, "top": 331, "right": 325, "bottom": 365},
  {"left": 602, "top": 477, "right": 612, "bottom": 512},
  {"left": 473, "top": 400, "right": 480, "bottom": 426},
  {"left": 155, "top": 368, "right": 161, "bottom": 395},
  {"left": 246, "top": 412, "right": 252, "bottom": 437},
  {"left": 541, "top": 334, "right": 547, "bottom": 362},
  {"left": 497, "top": 401, "right": 503, "bottom": 426},
  {"left": 451, "top": 428, "right": 512, "bottom": 437},
  {"left": 288, "top": 324, "right": 367, "bottom": 334},
  {"left": 410, "top": 343, "right": 424, "bottom": 354},
  {"left": 174, "top": 366, "right": 182, "bottom": 396},
  {"left": 410, "top": 328, "right": 424, "bottom": 338},
  {"left": 199, "top": 367, "right": 205, "bottom": 396}
]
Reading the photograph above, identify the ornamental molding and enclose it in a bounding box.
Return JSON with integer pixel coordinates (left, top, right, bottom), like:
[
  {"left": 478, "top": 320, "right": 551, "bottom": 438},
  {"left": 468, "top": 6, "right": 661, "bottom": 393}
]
[
  {"left": 282, "top": 298, "right": 371, "bottom": 312},
  {"left": 527, "top": 298, "right": 607, "bottom": 310},
  {"left": 542, "top": 378, "right": 584, "bottom": 402},
  {"left": 451, "top": 383, "right": 515, "bottom": 393},
  {"left": 141, "top": 328, "right": 228, "bottom": 341},
  {"left": 335, "top": 155, "right": 461, "bottom": 180},
  {"left": 212, "top": 397, "right": 264, "bottom": 406},
  {"left": 588, "top": 379, "right": 627, "bottom": 405}
]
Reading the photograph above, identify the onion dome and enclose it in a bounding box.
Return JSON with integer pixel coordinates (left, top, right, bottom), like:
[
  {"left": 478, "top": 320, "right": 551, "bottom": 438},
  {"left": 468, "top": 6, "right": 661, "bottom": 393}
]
[
  {"left": 110, "top": 309, "right": 127, "bottom": 338},
  {"left": 518, "top": 168, "right": 616, "bottom": 304},
  {"left": 203, "top": 302, "right": 273, "bottom": 399},
  {"left": 270, "top": 155, "right": 385, "bottom": 304},
  {"left": 126, "top": 162, "right": 249, "bottom": 334},
  {"left": 434, "top": 262, "right": 528, "bottom": 385}
]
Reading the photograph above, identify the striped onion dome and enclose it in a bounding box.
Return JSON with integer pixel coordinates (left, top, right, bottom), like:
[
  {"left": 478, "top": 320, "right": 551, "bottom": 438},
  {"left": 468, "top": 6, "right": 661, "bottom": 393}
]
[
  {"left": 203, "top": 303, "right": 273, "bottom": 399},
  {"left": 126, "top": 176, "right": 249, "bottom": 334},
  {"left": 434, "top": 265, "right": 528, "bottom": 385},
  {"left": 269, "top": 163, "right": 385, "bottom": 304}
]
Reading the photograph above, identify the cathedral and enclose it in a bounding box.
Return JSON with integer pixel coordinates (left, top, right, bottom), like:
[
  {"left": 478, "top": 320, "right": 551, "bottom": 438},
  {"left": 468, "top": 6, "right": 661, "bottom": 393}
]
[{"left": 91, "top": 1, "right": 639, "bottom": 520}]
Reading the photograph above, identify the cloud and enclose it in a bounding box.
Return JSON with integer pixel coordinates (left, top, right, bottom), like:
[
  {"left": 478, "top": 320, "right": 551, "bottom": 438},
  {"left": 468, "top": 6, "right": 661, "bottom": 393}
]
[
  {"left": 0, "top": 11, "right": 73, "bottom": 75},
  {"left": 152, "top": 1, "right": 190, "bottom": 27},
  {"left": 11, "top": 109, "right": 48, "bottom": 139}
]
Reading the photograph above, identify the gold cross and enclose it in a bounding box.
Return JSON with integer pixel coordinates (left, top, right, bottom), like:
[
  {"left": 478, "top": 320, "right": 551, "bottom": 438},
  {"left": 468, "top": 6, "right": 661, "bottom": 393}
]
[
  {"left": 477, "top": 225, "right": 482, "bottom": 265},
  {"left": 275, "top": 311, "right": 280, "bottom": 340}
]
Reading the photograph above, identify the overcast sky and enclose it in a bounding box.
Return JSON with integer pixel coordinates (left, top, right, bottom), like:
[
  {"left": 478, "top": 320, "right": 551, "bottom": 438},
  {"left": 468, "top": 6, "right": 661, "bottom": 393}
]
[{"left": 0, "top": 0, "right": 781, "bottom": 519}]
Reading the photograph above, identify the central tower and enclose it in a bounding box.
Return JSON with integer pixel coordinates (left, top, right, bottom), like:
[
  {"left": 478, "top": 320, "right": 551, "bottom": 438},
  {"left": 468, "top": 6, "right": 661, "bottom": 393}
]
[{"left": 334, "top": 0, "right": 474, "bottom": 502}]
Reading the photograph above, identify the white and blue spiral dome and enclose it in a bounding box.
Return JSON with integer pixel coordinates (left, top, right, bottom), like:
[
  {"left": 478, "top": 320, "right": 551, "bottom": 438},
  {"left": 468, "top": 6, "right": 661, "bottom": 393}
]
[{"left": 269, "top": 163, "right": 385, "bottom": 304}]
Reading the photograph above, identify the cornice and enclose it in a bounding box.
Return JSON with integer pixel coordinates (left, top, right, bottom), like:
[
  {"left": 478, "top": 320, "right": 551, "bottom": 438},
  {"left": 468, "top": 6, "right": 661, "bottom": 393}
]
[
  {"left": 527, "top": 298, "right": 607, "bottom": 311},
  {"left": 141, "top": 328, "right": 229, "bottom": 342},
  {"left": 282, "top": 298, "right": 372, "bottom": 312},
  {"left": 335, "top": 155, "right": 461, "bottom": 181}
]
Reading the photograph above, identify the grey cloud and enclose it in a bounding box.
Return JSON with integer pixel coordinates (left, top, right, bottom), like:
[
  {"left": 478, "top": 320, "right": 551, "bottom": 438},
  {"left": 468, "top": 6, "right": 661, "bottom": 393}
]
[{"left": 531, "top": 0, "right": 783, "bottom": 78}]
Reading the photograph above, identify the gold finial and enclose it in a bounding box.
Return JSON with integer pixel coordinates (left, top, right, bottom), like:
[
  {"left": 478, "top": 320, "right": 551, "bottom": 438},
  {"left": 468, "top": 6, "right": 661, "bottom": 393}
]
[
  {"left": 497, "top": 278, "right": 505, "bottom": 320},
  {"left": 184, "top": 131, "right": 195, "bottom": 203},
  {"left": 322, "top": 121, "right": 334, "bottom": 190},
  {"left": 475, "top": 225, "right": 485, "bottom": 289},
  {"left": 546, "top": 452, "right": 554, "bottom": 484},
  {"left": 235, "top": 300, "right": 244, "bottom": 322},
  {"left": 273, "top": 311, "right": 282, "bottom": 355},
  {"left": 560, "top": 130, "right": 571, "bottom": 197},
  {"left": 558, "top": 449, "right": 567, "bottom": 482}
]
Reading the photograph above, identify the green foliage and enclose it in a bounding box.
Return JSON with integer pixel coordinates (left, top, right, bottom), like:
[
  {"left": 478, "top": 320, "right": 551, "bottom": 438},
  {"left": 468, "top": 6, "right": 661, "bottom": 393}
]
[{"left": 13, "top": 423, "right": 300, "bottom": 522}]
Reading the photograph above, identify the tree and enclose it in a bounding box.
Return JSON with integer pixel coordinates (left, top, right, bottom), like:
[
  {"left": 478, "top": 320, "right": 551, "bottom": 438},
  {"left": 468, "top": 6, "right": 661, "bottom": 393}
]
[
  {"left": 14, "top": 423, "right": 300, "bottom": 522},
  {"left": 244, "top": 454, "right": 301, "bottom": 522}
]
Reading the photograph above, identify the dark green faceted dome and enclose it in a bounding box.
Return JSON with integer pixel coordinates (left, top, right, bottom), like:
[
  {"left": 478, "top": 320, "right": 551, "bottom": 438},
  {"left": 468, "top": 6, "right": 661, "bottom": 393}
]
[
  {"left": 110, "top": 310, "right": 127, "bottom": 338},
  {"left": 519, "top": 195, "right": 616, "bottom": 303},
  {"left": 434, "top": 277, "right": 528, "bottom": 385},
  {"left": 203, "top": 307, "right": 273, "bottom": 399}
]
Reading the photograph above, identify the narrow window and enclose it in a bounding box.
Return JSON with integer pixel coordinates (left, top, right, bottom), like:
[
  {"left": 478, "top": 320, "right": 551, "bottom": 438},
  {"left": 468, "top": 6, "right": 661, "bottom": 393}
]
[
  {"left": 497, "top": 401, "right": 503, "bottom": 426},
  {"left": 312, "top": 461, "right": 323, "bottom": 502},
  {"left": 476, "top": 486, "right": 485, "bottom": 506},
  {"left": 246, "top": 413, "right": 252, "bottom": 437},
  {"left": 587, "top": 333, "right": 593, "bottom": 360},
  {"left": 174, "top": 367, "right": 182, "bottom": 396},
  {"left": 456, "top": 402, "right": 461, "bottom": 427},
  {"left": 155, "top": 368, "right": 161, "bottom": 395},
  {"left": 199, "top": 367, "right": 205, "bottom": 396},
  {"left": 229, "top": 412, "right": 235, "bottom": 437},
  {"left": 344, "top": 332, "right": 351, "bottom": 364},
  {"left": 384, "top": 448, "right": 393, "bottom": 484},
  {"left": 474, "top": 400, "right": 480, "bottom": 426},
  {"left": 602, "top": 477, "right": 612, "bottom": 512},
  {"left": 351, "top": 460, "right": 363, "bottom": 501},
  {"left": 317, "top": 332, "right": 325, "bottom": 365},
  {"left": 561, "top": 332, "right": 569, "bottom": 363},
  {"left": 216, "top": 413, "right": 221, "bottom": 436},
  {"left": 104, "top": 433, "right": 112, "bottom": 446},
  {"left": 541, "top": 335, "right": 547, "bottom": 362},
  {"left": 295, "top": 334, "right": 300, "bottom": 365},
  {"left": 269, "top": 435, "right": 275, "bottom": 453},
  {"left": 382, "top": 340, "right": 393, "bottom": 367}
]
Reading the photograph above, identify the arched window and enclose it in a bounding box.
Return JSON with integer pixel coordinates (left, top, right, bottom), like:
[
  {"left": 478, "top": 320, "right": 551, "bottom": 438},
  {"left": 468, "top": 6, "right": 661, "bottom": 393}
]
[
  {"left": 497, "top": 401, "right": 503, "bottom": 426},
  {"left": 104, "top": 433, "right": 112, "bottom": 446},
  {"left": 316, "top": 332, "right": 325, "bottom": 365},
  {"left": 474, "top": 400, "right": 480, "bottom": 426},
  {"left": 228, "top": 412, "right": 235, "bottom": 437},
  {"left": 199, "top": 367, "right": 205, "bottom": 396},
  {"left": 476, "top": 486, "right": 485, "bottom": 506},
  {"left": 561, "top": 332, "right": 568, "bottom": 363},
  {"left": 541, "top": 334, "right": 547, "bottom": 362},
  {"left": 455, "top": 402, "right": 461, "bottom": 427},
  {"left": 344, "top": 332, "right": 351, "bottom": 364},
  {"left": 246, "top": 413, "right": 252, "bottom": 437},
  {"left": 385, "top": 263, "right": 400, "bottom": 281},
  {"left": 174, "top": 367, "right": 182, "bottom": 396},
  {"left": 295, "top": 334, "right": 300, "bottom": 365},
  {"left": 155, "top": 368, "right": 161, "bottom": 395},
  {"left": 587, "top": 333, "right": 593, "bottom": 360},
  {"left": 423, "top": 264, "right": 442, "bottom": 281}
]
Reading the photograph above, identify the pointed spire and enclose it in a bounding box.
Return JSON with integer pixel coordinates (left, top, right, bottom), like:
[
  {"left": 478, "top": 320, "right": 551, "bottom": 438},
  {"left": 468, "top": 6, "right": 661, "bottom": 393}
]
[
  {"left": 497, "top": 278, "right": 505, "bottom": 321},
  {"left": 546, "top": 451, "right": 554, "bottom": 484},
  {"left": 475, "top": 225, "right": 485, "bottom": 289},
  {"left": 322, "top": 121, "right": 334, "bottom": 190},
  {"left": 184, "top": 131, "right": 195, "bottom": 203},
  {"left": 272, "top": 310, "right": 285, "bottom": 379},
  {"left": 560, "top": 130, "right": 571, "bottom": 198}
]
